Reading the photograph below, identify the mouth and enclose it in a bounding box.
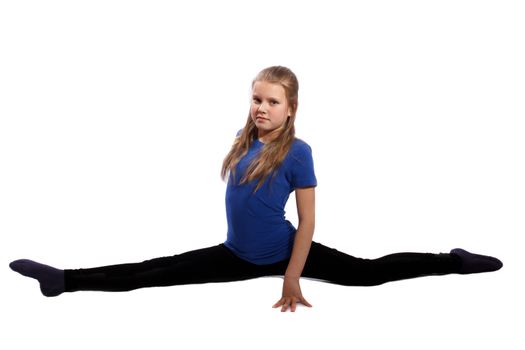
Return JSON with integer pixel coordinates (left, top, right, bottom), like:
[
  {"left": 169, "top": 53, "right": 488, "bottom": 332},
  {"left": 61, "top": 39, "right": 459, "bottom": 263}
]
[{"left": 256, "top": 117, "right": 268, "bottom": 122}]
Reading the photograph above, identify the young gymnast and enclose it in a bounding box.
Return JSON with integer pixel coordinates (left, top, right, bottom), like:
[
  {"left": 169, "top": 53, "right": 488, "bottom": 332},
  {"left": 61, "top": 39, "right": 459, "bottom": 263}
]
[{"left": 9, "top": 65, "right": 503, "bottom": 312}]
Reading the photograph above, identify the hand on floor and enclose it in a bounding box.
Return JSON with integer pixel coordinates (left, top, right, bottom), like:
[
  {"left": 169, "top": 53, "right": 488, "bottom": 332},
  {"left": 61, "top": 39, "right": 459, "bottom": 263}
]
[{"left": 272, "top": 276, "right": 312, "bottom": 312}]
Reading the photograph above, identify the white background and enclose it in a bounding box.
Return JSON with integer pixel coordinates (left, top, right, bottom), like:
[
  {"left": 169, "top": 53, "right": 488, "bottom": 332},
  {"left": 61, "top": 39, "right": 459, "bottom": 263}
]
[{"left": 1, "top": 1, "right": 523, "bottom": 349}]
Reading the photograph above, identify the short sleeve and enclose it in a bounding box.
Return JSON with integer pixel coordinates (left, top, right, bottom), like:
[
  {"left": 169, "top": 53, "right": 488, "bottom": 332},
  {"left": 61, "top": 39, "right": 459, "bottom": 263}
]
[{"left": 290, "top": 143, "right": 317, "bottom": 189}]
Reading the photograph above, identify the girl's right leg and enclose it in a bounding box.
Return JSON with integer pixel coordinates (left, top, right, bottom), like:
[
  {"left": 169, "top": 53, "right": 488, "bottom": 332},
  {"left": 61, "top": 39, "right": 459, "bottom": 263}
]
[
  {"left": 10, "top": 244, "right": 265, "bottom": 296},
  {"left": 64, "top": 244, "right": 264, "bottom": 293}
]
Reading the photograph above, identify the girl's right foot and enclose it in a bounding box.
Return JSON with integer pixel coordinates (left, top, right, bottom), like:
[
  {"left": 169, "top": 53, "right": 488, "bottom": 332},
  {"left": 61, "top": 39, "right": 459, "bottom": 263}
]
[{"left": 9, "top": 259, "right": 65, "bottom": 297}]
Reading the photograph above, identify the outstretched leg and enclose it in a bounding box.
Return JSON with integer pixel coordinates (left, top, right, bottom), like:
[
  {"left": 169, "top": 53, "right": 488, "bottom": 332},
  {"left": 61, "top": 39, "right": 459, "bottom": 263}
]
[
  {"left": 64, "top": 244, "right": 269, "bottom": 292},
  {"left": 301, "top": 242, "right": 501, "bottom": 286},
  {"left": 10, "top": 244, "right": 267, "bottom": 296}
]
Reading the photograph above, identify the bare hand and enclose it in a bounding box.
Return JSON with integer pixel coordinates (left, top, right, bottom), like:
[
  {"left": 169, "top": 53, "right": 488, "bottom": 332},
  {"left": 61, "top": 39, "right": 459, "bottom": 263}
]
[{"left": 272, "top": 276, "right": 312, "bottom": 312}]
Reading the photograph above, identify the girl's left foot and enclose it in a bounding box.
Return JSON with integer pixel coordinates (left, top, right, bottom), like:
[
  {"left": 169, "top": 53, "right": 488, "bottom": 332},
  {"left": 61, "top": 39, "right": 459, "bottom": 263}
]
[
  {"left": 9, "top": 259, "right": 65, "bottom": 297},
  {"left": 450, "top": 248, "right": 503, "bottom": 274}
]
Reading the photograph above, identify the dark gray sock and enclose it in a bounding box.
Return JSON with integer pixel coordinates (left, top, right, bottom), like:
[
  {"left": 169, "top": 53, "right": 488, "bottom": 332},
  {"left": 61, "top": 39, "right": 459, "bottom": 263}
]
[
  {"left": 9, "top": 259, "right": 65, "bottom": 297},
  {"left": 449, "top": 248, "right": 503, "bottom": 274}
]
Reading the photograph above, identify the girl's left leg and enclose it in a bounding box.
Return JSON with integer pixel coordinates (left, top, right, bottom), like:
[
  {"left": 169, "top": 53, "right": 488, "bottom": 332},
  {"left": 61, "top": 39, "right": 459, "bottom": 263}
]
[{"left": 301, "top": 242, "right": 462, "bottom": 286}]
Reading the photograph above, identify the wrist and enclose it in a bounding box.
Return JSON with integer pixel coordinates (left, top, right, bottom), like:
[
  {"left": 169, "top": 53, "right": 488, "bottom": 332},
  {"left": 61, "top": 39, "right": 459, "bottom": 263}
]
[{"left": 284, "top": 274, "right": 300, "bottom": 280}]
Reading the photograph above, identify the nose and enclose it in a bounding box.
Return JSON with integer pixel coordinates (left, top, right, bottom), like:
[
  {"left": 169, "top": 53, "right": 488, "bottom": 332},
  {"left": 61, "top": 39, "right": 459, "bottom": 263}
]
[{"left": 257, "top": 102, "right": 267, "bottom": 113}]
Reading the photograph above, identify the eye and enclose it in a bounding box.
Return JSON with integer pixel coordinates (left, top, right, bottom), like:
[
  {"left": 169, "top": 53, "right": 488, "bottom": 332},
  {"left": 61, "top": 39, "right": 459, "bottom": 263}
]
[{"left": 270, "top": 100, "right": 278, "bottom": 105}]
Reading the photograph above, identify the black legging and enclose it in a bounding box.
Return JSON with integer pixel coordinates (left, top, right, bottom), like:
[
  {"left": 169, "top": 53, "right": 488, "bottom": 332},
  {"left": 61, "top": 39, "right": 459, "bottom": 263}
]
[{"left": 64, "top": 241, "right": 461, "bottom": 292}]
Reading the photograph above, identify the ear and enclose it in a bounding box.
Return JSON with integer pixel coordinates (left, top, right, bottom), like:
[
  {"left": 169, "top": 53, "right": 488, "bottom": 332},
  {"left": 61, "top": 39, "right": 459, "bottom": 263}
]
[{"left": 288, "top": 101, "right": 297, "bottom": 117}]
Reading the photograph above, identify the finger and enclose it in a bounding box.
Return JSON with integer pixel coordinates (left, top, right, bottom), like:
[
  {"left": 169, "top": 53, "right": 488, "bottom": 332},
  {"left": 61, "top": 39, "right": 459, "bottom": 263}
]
[
  {"left": 281, "top": 298, "right": 290, "bottom": 312},
  {"left": 281, "top": 303, "right": 288, "bottom": 312},
  {"left": 272, "top": 299, "right": 282, "bottom": 308},
  {"left": 300, "top": 297, "right": 313, "bottom": 308},
  {"left": 272, "top": 298, "right": 284, "bottom": 308},
  {"left": 291, "top": 299, "right": 297, "bottom": 312}
]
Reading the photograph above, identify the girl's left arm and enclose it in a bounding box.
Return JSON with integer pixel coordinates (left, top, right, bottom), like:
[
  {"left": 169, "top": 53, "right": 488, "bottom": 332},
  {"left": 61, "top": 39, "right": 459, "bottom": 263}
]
[{"left": 272, "top": 186, "right": 316, "bottom": 312}]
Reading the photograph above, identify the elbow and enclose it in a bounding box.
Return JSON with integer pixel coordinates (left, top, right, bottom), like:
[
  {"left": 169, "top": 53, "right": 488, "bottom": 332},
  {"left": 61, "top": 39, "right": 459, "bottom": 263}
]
[{"left": 298, "top": 219, "right": 315, "bottom": 231}]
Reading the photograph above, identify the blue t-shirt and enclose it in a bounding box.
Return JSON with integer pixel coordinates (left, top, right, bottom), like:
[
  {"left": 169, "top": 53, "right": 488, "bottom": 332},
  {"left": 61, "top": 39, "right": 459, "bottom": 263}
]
[{"left": 224, "top": 129, "right": 317, "bottom": 265}]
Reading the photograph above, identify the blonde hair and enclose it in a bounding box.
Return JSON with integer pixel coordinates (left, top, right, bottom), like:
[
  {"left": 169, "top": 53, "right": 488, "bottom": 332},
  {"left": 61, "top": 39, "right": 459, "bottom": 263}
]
[{"left": 221, "top": 66, "right": 299, "bottom": 193}]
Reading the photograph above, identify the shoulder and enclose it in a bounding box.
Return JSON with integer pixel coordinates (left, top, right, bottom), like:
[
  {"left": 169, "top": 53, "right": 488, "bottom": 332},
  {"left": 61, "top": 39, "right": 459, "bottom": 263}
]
[
  {"left": 287, "top": 138, "right": 314, "bottom": 164},
  {"left": 290, "top": 137, "right": 313, "bottom": 155}
]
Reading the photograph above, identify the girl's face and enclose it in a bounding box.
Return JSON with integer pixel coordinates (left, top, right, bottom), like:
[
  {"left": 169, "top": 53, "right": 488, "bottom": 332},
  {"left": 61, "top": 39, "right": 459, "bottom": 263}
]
[{"left": 250, "top": 81, "right": 292, "bottom": 141}]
